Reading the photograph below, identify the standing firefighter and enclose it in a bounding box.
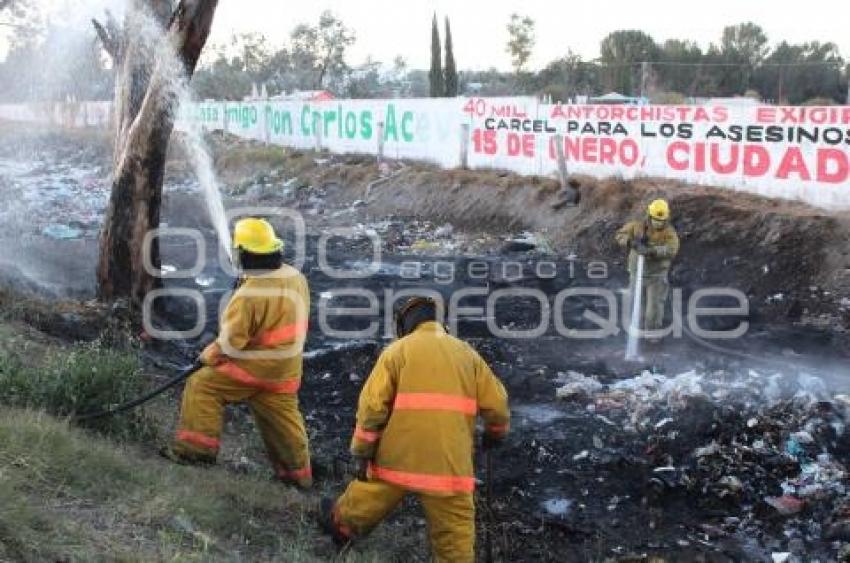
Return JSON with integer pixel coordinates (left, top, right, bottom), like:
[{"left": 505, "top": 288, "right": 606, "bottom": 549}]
[
  {"left": 161, "top": 218, "right": 313, "bottom": 488},
  {"left": 320, "top": 297, "right": 510, "bottom": 562},
  {"left": 616, "top": 198, "right": 680, "bottom": 335}
]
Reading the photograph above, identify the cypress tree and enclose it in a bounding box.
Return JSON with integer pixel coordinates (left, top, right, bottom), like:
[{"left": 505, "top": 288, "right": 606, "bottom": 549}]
[
  {"left": 429, "top": 13, "right": 443, "bottom": 97},
  {"left": 444, "top": 17, "right": 458, "bottom": 96}
]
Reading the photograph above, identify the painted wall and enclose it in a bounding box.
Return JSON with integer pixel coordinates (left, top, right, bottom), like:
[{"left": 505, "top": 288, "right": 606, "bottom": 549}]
[{"left": 3, "top": 97, "right": 850, "bottom": 210}]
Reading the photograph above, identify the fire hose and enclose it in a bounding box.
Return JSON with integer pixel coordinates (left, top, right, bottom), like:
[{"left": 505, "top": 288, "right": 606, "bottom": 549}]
[
  {"left": 74, "top": 275, "right": 243, "bottom": 422},
  {"left": 72, "top": 360, "right": 202, "bottom": 421}
]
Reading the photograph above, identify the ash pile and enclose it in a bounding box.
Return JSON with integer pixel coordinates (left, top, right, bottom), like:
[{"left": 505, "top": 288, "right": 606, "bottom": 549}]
[{"left": 553, "top": 367, "right": 850, "bottom": 560}]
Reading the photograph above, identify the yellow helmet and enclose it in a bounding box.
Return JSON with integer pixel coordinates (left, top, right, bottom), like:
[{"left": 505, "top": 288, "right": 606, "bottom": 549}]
[
  {"left": 233, "top": 218, "right": 283, "bottom": 255},
  {"left": 647, "top": 199, "right": 670, "bottom": 221}
]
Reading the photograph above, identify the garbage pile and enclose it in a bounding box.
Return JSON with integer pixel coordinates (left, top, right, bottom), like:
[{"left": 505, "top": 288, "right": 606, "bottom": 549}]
[
  {"left": 555, "top": 368, "right": 850, "bottom": 559},
  {"left": 0, "top": 153, "right": 109, "bottom": 241}
]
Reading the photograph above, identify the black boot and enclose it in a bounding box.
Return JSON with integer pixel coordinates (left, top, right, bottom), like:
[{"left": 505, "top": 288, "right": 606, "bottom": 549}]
[
  {"left": 318, "top": 497, "right": 350, "bottom": 548},
  {"left": 158, "top": 445, "right": 215, "bottom": 466}
]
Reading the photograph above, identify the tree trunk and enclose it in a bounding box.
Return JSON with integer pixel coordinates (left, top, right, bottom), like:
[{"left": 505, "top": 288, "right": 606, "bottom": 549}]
[{"left": 95, "top": 0, "right": 217, "bottom": 308}]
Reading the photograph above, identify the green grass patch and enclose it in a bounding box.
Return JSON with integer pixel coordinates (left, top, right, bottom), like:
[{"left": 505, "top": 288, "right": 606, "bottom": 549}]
[{"left": 0, "top": 340, "right": 157, "bottom": 441}]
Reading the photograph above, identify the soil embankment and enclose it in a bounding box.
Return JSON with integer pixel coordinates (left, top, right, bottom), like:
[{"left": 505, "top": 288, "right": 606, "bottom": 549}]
[{"left": 4, "top": 124, "right": 850, "bottom": 561}]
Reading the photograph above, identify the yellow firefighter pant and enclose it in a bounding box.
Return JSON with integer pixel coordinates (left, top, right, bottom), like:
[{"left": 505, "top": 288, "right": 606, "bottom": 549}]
[
  {"left": 334, "top": 478, "right": 474, "bottom": 563},
  {"left": 629, "top": 274, "right": 670, "bottom": 331},
  {"left": 172, "top": 367, "right": 312, "bottom": 486}
]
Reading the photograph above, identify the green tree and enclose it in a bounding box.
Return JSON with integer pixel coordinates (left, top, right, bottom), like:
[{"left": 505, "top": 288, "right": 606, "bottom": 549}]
[
  {"left": 599, "top": 30, "right": 659, "bottom": 95},
  {"left": 718, "top": 22, "right": 768, "bottom": 94},
  {"left": 429, "top": 13, "right": 443, "bottom": 97},
  {"left": 657, "top": 39, "right": 704, "bottom": 96},
  {"left": 288, "top": 11, "right": 354, "bottom": 91},
  {"left": 533, "top": 51, "right": 601, "bottom": 101},
  {"left": 387, "top": 55, "right": 411, "bottom": 97},
  {"left": 443, "top": 17, "right": 457, "bottom": 97},
  {"left": 506, "top": 13, "right": 535, "bottom": 77},
  {"left": 753, "top": 41, "right": 844, "bottom": 104},
  {"left": 192, "top": 33, "right": 276, "bottom": 99},
  {"left": 346, "top": 56, "right": 382, "bottom": 98}
]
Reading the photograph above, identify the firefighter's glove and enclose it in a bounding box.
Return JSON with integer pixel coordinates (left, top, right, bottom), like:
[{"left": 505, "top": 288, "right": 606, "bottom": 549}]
[
  {"left": 353, "top": 456, "right": 371, "bottom": 482},
  {"left": 632, "top": 241, "right": 651, "bottom": 255}
]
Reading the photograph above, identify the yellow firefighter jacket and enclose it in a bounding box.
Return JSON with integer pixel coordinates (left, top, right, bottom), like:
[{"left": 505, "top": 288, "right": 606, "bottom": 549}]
[
  {"left": 350, "top": 321, "right": 510, "bottom": 496},
  {"left": 200, "top": 264, "right": 310, "bottom": 393},
  {"left": 615, "top": 220, "right": 680, "bottom": 278}
]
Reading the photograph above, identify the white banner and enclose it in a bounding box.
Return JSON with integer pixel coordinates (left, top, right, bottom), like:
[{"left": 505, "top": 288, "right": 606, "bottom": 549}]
[{"left": 3, "top": 97, "right": 849, "bottom": 210}]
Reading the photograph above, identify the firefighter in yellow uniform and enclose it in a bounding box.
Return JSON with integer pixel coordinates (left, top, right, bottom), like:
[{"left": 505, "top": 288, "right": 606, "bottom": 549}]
[
  {"left": 615, "top": 199, "right": 680, "bottom": 335},
  {"left": 161, "top": 218, "right": 313, "bottom": 488},
  {"left": 320, "top": 297, "right": 510, "bottom": 562}
]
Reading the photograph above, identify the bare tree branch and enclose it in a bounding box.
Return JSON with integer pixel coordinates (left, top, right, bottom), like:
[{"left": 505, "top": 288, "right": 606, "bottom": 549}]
[{"left": 92, "top": 17, "right": 119, "bottom": 61}]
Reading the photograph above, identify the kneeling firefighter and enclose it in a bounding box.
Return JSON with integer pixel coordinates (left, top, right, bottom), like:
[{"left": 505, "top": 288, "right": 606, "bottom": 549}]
[
  {"left": 162, "top": 218, "right": 313, "bottom": 488},
  {"left": 615, "top": 198, "right": 680, "bottom": 334},
  {"left": 320, "top": 296, "right": 511, "bottom": 562}
]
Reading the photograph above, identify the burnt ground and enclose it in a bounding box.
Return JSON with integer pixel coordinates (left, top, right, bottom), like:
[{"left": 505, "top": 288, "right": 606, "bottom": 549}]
[{"left": 3, "top": 124, "right": 850, "bottom": 561}]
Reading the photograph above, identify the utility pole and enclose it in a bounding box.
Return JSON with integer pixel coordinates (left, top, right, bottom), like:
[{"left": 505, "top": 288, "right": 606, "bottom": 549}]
[
  {"left": 640, "top": 61, "right": 649, "bottom": 100},
  {"left": 846, "top": 64, "right": 850, "bottom": 104}
]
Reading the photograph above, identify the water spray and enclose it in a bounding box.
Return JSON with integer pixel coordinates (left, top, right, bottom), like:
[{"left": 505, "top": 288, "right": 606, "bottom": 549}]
[
  {"left": 625, "top": 254, "right": 645, "bottom": 361},
  {"left": 129, "top": 9, "right": 234, "bottom": 267},
  {"left": 178, "top": 107, "right": 233, "bottom": 266}
]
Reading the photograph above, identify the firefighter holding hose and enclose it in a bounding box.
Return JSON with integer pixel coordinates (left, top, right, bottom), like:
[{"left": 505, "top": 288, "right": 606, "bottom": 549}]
[
  {"left": 160, "top": 218, "right": 313, "bottom": 489},
  {"left": 320, "top": 296, "right": 510, "bottom": 562},
  {"left": 616, "top": 199, "right": 680, "bottom": 340}
]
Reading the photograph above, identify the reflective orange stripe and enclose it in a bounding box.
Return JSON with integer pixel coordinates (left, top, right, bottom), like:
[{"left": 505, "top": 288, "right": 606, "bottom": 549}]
[
  {"left": 487, "top": 423, "right": 510, "bottom": 434},
  {"left": 176, "top": 429, "right": 220, "bottom": 450},
  {"left": 393, "top": 393, "right": 477, "bottom": 415},
  {"left": 370, "top": 464, "right": 475, "bottom": 494},
  {"left": 278, "top": 465, "right": 312, "bottom": 480},
  {"left": 353, "top": 426, "right": 382, "bottom": 443},
  {"left": 216, "top": 362, "right": 301, "bottom": 393},
  {"left": 252, "top": 320, "right": 309, "bottom": 347},
  {"left": 332, "top": 505, "right": 353, "bottom": 538}
]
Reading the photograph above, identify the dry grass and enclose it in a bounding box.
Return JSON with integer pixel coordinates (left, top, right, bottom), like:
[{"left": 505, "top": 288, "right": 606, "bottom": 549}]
[
  {"left": 0, "top": 408, "right": 317, "bottom": 561},
  {"left": 0, "top": 312, "right": 398, "bottom": 562}
]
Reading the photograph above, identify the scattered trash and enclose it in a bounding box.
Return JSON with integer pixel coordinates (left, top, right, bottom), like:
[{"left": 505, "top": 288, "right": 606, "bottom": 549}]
[
  {"left": 654, "top": 417, "right": 674, "bottom": 430},
  {"left": 555, "top": 372, "right": 603, "bottom": 400},
  {"left": 541, "top": 498, "right": 573, "bottom": 517},
  {"left": 718, "top": 475, "right": 743, "bottom": 494},
  {"left": 434, "top": 223, "right": 454, "bottom": 238},
  {"left": 42, "top": 223, "right": 83, "bottom": 240},
  {"left": 764, "top": 495, "right": 805, "bottom": 516}
]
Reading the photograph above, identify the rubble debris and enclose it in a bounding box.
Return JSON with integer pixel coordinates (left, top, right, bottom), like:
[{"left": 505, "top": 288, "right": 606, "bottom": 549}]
[
  {"left": 764, "top": 495, "right": 805, "bottom": 516},
  {"left": 544, "top": 364, "right": 850, "bottom": 559},
  {"left": 555, "top": 371, "right": 604, "bottom": 400},
  {"left": 694, "top": 441, "right": 721, "bottom": 458}
]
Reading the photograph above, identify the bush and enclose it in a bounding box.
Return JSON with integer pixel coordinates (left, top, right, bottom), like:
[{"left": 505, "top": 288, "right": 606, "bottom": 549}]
[
  {"left": 802, "top": 97, "right": 836, "bottom": 106},
  {"left": 0, "top": 342, "right": 157, "bottom": 440},
  {"left": 651, "top": 91, "right": 687, "bottom": 105}
]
